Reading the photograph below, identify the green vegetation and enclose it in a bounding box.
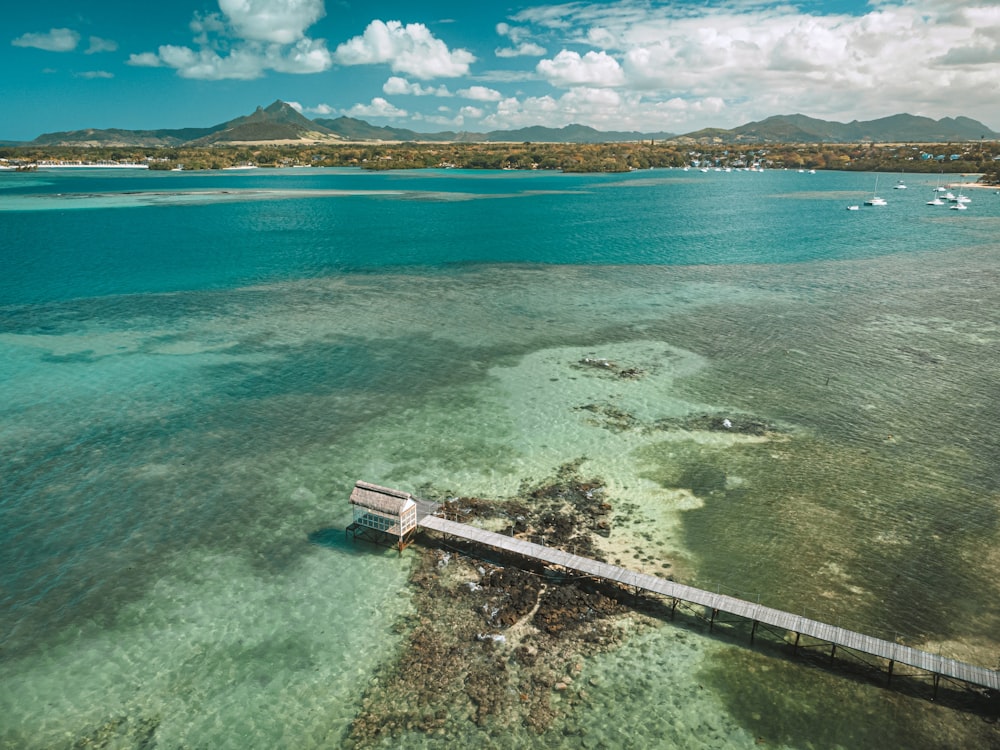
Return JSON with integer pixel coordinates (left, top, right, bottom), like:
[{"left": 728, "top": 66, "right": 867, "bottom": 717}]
[{"left": 2, "top": 140, "right": 998, "bottom": 178}]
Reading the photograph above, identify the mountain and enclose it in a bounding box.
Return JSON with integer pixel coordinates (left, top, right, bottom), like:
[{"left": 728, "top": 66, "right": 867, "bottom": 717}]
[
  {"left": 189, "top": 100, "right": 341, "bottom": 145},
  {"left": 31, "top": 100, "right": 340, "bottom": 147},
  {"left": 23, "top": 102, "right": 998, "bottom": 147},
  {"left": 679, "top": 113, "right": 1000, "bottom": 144},
  {"left": 31, "top": 126, "right": 218, "bottom": 147},
  {"left": 312, "top": 116, "right": 458, "bottom": 142},
  {"left": 313, "top": 118, "right": 676, "bottom": 143}
]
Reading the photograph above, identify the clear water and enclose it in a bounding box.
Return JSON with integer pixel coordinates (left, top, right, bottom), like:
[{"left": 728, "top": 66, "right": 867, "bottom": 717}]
[{"left": 1, "top": 167, "right": 998, "bottom": 748}]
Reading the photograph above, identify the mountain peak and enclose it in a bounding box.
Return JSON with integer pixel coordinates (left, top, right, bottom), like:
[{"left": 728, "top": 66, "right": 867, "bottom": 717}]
[{"left": 187, "top": 99, "right": 339, "bottom": 145}]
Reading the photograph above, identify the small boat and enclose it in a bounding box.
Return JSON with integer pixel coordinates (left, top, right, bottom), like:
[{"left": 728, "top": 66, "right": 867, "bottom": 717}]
[
  {"left": 846, "top": 205, "right": 860, "bottom": 211},
  {"left": 950, "top": 202, "right": 968, "bottom": 210},
  {"left": 864, "top": 176, "right": 887, "bottom": 206},
  {"left": 894, "top": 179, "right": 906, "bottom": 189},
  {"left": 926, "top": 196, "right": 945, "bottom": 206}
]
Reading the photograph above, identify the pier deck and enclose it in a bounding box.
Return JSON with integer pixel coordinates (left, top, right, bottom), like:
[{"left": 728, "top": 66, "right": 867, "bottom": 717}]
[{"left": 417, "top": 513, "right": 999, "bottom": 693}]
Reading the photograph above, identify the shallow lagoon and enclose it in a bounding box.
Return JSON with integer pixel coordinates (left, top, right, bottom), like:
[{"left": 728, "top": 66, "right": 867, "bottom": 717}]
[{"left": 1, "top": 168, "right": 998, "bottom": 747}]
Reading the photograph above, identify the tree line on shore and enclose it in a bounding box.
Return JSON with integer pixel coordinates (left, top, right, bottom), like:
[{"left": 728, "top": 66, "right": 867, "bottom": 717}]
[{"left": 2, "top": 141, "right": 998, "bottom": 182}]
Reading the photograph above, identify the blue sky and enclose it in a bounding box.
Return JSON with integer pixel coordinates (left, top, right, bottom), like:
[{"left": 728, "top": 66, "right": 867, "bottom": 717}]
[{"left": 4, "top": 1, "right": 1000, "bottom": 141}]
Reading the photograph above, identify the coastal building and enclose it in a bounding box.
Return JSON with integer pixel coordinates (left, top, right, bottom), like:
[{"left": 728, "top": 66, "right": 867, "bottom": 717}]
[{"left": 347, "top": 480, "right": 418, "bottom": 552}]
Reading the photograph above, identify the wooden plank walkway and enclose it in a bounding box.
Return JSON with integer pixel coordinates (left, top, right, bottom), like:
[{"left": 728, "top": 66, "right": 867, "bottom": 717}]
[{"left": 418, "top": 513, "right": 1000, "bottom": 693}]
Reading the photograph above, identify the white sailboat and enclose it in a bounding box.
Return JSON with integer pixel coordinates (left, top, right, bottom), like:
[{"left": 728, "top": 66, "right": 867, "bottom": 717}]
[{"left": 864, "top": 176, "right": 887, "bottom": 206}]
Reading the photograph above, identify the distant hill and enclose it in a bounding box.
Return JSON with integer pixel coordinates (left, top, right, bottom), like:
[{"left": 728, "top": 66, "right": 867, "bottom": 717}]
[
  {"left": 190, "top": 100, "right": 341, "bottom": 145},
  {"left": 31, "top": 126, "right": 218, "bottom": 147},
  {"left": 313, "top": 116, "right": 458, "bottom": 142},
  {"left": 314, "top": 117, "right": 675, "bottom": 143},
  {"left": 679, "top": 113, "right": 1000, "bottom": 144},
  {"left": 481, "top": 124, "right": 675, "bottom": 143},
  {"left": 31, "top": 100, "right": 341, "bottom": 147},
  {"left": 22, "top": 102, "right": 999, "bottom": 147}
]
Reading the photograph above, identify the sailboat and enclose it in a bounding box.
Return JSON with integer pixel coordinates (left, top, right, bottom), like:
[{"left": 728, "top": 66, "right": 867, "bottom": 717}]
[{"left": 864, "top": 176, "right": 887, "bottom": 206}]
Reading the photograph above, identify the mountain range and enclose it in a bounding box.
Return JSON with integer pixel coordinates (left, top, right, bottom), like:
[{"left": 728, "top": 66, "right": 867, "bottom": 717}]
[{"left": 19, "top": 100, "right": 1000, "bottom": 147}]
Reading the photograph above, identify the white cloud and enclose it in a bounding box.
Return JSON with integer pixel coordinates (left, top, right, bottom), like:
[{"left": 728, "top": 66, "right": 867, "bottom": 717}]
[
  {"left": 307, "top": 103, "right": 335, "bottom": 115},
  {"left": 127, "top": 52, "right": 163, "bottom": 68},
  {"left": 270, "top": 37, "right": 332, "bottom": 74},
  {"left": 482, "top": 87, "right": 730, "bottom": 132},
  {"left": 537, "top": 49, "right": 625, "bottom": 87},
  {"left": 496, "top": 22, "right": 527, "bottom": 44},
  {"left": 495, "top": 21, "right": 546, "bottom": 56},
  {"left": 85, "top": 36, "right": 118, "bottom": 55},
  {"left": 12, "top": 28, "right": 80, "bottom": 52},
  {"left": 334, "top": 20, "right": 475, "bottom": 79},
  {"left": 130, "top": 0, "right": 332, "bottom": 80},
  {"left": 76, "top": 70, "right": 115, "bottom": 79},
  {"left": 343, "top": 97, "right": 408, "bottom": 119},
  {"left": 412, "top": 110, "right": 465, "bottom": 127},
  {"left": 508, "top": 0, "right": 1000, "bottom": 129},
  {"left": 457, "top": 85, "right": 502, "bottom": 102},
  {"left": 495, "top": 42, "right": 546, "bottom": 58},
  {"left": 383, "top": 76, "right": 452, "bottom": 96},
  {"left": 218, "top": 0, "right": 325, "bottom": 44}
]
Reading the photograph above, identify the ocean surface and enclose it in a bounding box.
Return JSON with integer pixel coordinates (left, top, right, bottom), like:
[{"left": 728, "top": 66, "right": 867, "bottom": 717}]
[{"left": 1, "top": 166, "right": 998, "bottom": 748}]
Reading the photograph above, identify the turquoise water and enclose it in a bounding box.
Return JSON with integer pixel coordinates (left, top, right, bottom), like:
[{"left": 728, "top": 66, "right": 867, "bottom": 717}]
[{"left": 1, "top": 167, "right": 999, "bottom": 748}]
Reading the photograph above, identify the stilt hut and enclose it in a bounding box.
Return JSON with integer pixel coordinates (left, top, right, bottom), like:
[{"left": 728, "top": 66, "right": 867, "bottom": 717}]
[{"left": 347, "top": 481, "right": 418, "bottom": 551}]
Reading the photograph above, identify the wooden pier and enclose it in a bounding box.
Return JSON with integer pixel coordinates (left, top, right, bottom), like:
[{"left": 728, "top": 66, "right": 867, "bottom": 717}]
[{"left": 416, "top": 512, "right": 999, "bottom": 696}]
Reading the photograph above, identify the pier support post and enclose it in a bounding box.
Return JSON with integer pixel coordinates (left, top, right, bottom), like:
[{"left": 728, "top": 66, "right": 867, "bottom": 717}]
[
  {"left": 932, "top": 673, "right": 940, "bottom": 700},
  {"left": 670, "top": 598, "right": 678, "bottom": 620},
  {"left": 710, "top": 609, "right": 718, "bottom": 631},
  {"left": 830, "top": 644, "right": 837, "bottom": 664},
  {"left": 793, "top": 632, "right": 801, "bottom": 656},
  {"left": 887, "top": 660, "right": 895, "bottom": 686},
  {"left": 750, "top": 620, "right": 758, "bottom": 644}
]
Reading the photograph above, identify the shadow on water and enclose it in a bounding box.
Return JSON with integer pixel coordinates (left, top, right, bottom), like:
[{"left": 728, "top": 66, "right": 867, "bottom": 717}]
[
  {"left": 406, "top": 526, "right": 999, "bottom": 726},
  {"left": 623, "top": 588, "right": 1000, "bottom": 725},
  {"left": 307, "top": 526, "right": 410, "bottom": 558}
]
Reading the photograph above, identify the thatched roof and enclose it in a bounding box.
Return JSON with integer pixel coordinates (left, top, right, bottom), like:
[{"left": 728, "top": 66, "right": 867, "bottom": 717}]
[{"left": 350, "top": 481, "right": 414, "bottom": 515}]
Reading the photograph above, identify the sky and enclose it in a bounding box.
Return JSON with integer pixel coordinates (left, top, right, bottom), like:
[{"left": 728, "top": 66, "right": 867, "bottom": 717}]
[{"left": 4, "top": 0, "right": 1000, "bottom": 141}]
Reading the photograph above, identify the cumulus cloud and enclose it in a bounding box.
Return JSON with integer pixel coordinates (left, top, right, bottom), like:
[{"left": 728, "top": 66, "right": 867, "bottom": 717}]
[
  {"left": 307, "top": 103, "right": 335, "bottom": 115},
  {"left": 457, "top": 85, "right": 502, "bottom": 101},
  {"left": 482, "top": 87, "right": 726, "bottom": 132},
  {"left": 75, "top": 70, "right": 114, "bottom": 79},
  {"left": 343, "top": 97, "right": 408, "bottom": 119},
  {"left": 495, "top": 21, "right": 546, "bottom": 57},
  {"left": 503, "top": 0, "right": 1000, "bottom": 130},
  {"left": 495, "top": 42, "right": 546, "bottom": 58},
  {"left": 85, "top": 36, "right": 118, "bottom": 55},
  {"left": 129, "top": 0, "right": 331, "bottom": 79},
  {"left": 127, "top": 52, "right": 163, "bottom": 68},
  {"left": 383, "top": 76, "right": 452, "bottom": 96},
  {"left": 12, "top": 28, "right": 80, "bottom": 52},
  {"left": 537, "top": 49, "right": 625, "bottom": 87},
  {"left": 334, "top": 20, "right": 475, "bottom": 79},
  {"left": 218, "top": 0, "right": 324, "bottom": 44}
]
